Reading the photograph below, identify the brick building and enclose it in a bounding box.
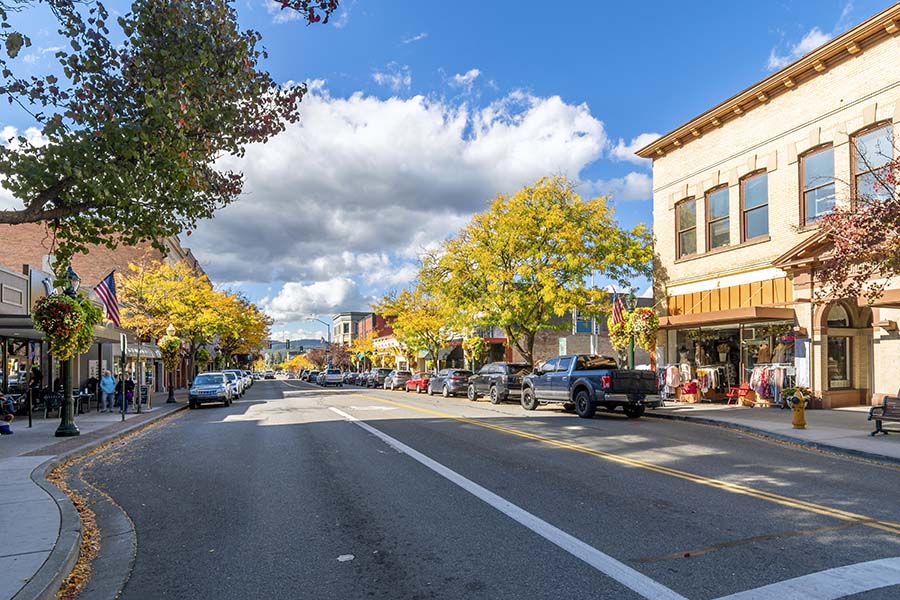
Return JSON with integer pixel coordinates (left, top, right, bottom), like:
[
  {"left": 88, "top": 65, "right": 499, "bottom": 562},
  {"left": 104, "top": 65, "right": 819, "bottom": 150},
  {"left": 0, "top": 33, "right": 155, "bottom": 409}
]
[
  {"left": 639, "top": 4, "right": 900, "bottom": 407},
  {"left": 1, "top": 223, "right": 205, "bottom": 400}
]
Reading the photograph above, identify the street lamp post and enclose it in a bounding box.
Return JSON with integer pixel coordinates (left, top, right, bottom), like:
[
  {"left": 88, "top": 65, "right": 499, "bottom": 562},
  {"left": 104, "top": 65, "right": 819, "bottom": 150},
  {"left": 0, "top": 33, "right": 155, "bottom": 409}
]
[
  {"left": 55, "top": 266, "right": 81, "bottom": 437},
  {"left": 166, "top": 323, "right": 177, "bottom": 403},
  {"left": 306, "top": 317, "right": 332, "bottom": 366}
]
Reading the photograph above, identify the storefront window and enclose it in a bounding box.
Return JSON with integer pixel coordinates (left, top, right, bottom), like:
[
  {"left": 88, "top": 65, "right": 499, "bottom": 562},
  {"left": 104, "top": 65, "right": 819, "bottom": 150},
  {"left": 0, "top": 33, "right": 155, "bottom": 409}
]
[{"left": 827, "top": 336, "right": 851, "bottom": 389}]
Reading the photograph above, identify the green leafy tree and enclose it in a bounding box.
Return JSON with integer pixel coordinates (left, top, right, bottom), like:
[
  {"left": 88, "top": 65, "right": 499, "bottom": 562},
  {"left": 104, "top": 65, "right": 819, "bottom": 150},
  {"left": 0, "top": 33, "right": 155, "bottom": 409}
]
[
  {"left": 0, "top": 0, "right": 338, "bottom": 264},
  {"left": 423, "top": 176, "right": 651, "bottom": 366},
  {"left": 375, "top": 286, "right": 452, "bottom": 373}
]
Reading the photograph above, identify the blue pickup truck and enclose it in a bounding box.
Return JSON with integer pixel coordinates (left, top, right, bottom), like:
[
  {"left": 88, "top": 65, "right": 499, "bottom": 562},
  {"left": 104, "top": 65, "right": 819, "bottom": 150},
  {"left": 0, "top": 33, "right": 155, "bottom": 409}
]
[{"left": 521, "top": 354, "right": 660, "bottom": 419}]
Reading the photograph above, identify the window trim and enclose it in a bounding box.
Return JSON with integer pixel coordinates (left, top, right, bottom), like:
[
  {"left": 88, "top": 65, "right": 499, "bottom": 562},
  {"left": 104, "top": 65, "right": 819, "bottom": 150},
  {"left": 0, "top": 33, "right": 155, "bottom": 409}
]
[
  {"left": 799, "top": 143, "right": 835, "bottom": 226},
  {"left": 705, "top": 184, "right": 730, "bottom": 252},
  {"left": 675, "top": 197, "right": 697, "bottom": 259},
  {"left": 826, "top": 335, "right": 852, "bottom": 390},
  {"left": 740, "top": 170, "right": 769, "bottom": 243},
  {"left": 851, "top": 121, "right": 894, "bottom": 203}
]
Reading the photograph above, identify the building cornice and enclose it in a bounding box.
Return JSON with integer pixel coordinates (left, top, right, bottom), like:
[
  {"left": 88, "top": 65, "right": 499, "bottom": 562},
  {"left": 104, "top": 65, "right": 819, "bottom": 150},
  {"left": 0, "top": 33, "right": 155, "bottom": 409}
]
[{"left": 637, "top": 4, "right": 900, "bottom": 159}]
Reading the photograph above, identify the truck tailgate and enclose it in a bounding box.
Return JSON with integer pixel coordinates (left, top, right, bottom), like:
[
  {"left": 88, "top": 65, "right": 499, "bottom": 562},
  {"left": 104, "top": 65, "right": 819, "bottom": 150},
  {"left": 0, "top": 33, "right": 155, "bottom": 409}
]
[{"left": 611, "top": 370, "right": 658, "bottom": 395}]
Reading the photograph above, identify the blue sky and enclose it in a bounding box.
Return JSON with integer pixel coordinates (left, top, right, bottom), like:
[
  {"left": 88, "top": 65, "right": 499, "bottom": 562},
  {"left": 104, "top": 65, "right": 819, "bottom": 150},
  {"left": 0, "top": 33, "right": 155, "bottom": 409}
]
[{"left": 1, "top": 0, "right": 894, "bottom": 342}]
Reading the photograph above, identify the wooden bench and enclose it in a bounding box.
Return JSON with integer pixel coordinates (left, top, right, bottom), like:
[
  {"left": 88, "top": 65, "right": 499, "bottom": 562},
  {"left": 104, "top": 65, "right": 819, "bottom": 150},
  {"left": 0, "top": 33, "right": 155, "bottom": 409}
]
[{"left": 868, "top": 396, "right": 900, "bottom": 436}]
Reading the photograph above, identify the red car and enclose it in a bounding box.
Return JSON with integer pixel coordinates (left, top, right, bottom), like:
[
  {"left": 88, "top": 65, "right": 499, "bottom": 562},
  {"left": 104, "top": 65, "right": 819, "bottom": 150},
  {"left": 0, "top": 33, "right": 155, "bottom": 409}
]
[{"left": 405, "top": 372, "right": 432, "bottom": 393}]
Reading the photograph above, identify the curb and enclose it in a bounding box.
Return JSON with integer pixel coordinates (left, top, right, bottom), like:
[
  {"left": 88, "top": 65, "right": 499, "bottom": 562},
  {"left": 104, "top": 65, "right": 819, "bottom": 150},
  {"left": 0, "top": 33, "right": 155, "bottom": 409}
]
[
  {"left": 644, "top": 410, "right": 900, "bottom": 467},
  {"left": 12, "top": 402, "right": 188, "bottom": 600}
]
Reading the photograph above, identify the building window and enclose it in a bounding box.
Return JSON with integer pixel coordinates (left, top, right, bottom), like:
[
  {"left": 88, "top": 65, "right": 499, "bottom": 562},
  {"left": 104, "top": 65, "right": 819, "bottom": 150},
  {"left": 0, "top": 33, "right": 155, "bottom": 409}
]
[
  {"left": 706, "top": 186, "right": 730, "bottom": 251},
  {"left": 800, "top": 145, "right": 835, "bottom": 224},
  {"left": 827, "top": 336, "right": 851, "bottom": 389},
  {"left": 853, "top": 123, "right": 894, "bottom": 202},
  {"left": 675, "top": 199, "right": 696, "bottom": 258},
  {"left": 741, "top": 171, "right": 768, "bottom": 241}
]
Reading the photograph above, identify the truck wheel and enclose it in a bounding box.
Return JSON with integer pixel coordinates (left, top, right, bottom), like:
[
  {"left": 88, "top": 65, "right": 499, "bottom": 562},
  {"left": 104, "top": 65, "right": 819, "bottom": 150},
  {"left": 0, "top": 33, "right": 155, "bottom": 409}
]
[
  {"left": 521, "top": 389, "right": 539, "bottom": 411},
  {"left": 574, "top": 390, "right": 596, "bottom": 419},
  {"left": 624, "top": 405, "right": 645, "bottom": 419},
  {"left": 467, "top": 385, "right": 477, "bottom": 401},
  {"left": 489, "top": 386, "right": 501, "bottom": 405},
  {"left": 563, "top": 402, "right": 576, "bottom": 413}
]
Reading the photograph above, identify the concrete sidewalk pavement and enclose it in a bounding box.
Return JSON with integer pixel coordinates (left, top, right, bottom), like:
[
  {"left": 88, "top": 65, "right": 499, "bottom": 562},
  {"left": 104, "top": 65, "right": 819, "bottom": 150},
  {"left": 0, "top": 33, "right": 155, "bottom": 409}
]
[
  {"left": 647, "top": 401, "right": 900, "bottom": 465},
  {"left": 1, "top": 396, "right": 187, "bottom": 600}
]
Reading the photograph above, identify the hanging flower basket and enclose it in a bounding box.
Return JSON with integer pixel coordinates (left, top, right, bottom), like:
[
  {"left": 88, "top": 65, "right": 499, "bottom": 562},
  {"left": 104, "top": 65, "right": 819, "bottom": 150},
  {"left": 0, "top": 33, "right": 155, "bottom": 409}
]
[
  {"left": 158, "top": 335, "right": 183, "bottom": 371},
  {"left": 629, "top": 308, "right": 659, "bottom": 353},
  {"left": 32, "top": 293, "right": 104, "bottom": 361}
]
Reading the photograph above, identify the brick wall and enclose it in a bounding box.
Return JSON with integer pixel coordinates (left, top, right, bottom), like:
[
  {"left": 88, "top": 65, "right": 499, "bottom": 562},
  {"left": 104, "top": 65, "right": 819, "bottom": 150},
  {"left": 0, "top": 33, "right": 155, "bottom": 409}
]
[{"left": 0, "top": 223, "right": 202, "bottom": 286}]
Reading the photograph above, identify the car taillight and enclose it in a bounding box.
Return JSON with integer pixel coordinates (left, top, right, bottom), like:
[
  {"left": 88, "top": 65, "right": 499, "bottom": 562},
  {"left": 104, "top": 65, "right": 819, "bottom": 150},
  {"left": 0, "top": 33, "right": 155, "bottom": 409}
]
[
  {"left": 449, "top": 376, "right": 465, "bottom": 381},
  {"left": 601, "top": 375, "right": 612, "bottom": 389}
]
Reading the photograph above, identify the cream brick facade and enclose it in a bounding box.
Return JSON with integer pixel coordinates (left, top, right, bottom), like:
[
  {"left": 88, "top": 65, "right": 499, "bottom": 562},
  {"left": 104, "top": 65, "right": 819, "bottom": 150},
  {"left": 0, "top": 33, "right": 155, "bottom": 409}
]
[{"left": 643, "top": 6, "right": 900, "bottom": 408}]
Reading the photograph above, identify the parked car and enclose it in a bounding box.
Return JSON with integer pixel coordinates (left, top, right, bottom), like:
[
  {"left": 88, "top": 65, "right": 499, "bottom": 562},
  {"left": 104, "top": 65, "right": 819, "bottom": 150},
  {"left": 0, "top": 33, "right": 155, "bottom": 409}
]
[
  {"left": 343, "top": 372, "right": 357, "bottom": 385},
  {"left": 241, "top": 370, "right": 253, "bottom": 389},
  {"left": 368, "top": 368, "right": 393, "bottom": 388},
  {"left": 404, "top": 372, "right": 432, "bottom": 393},
  {"left": 522, "top": 354, "right": 660, "bottom": 418},
  {"left": 190, "top": 372, "right": 233, "bottom": 409},
  {"left": 428, "top": 369, "right": 473, "bottom": 397},
  {"left": 300, "top": 369, "right": 310, "bottom": 381},
  {"left": 357, "top": 371, "right": 370, "bottom": 386},
  {"left": 307, "top": 370, "right": 320, "bottom": 383},
  {"left": 315, "top": 371, "right": 328, "bottom": 386},
  {"left": 323, "top": 368, "right": 343, "bottom": 386},
  {"left": 264, "top": 370, "right": 275, "bottom": 379},
  {"left": 384, "top": 370, "right": 412, "bottom": 390},
  {"left": 467, "top": 362, "right": 532, "bottom": 404},
  {"left": 223, "top": 370, "right": 246, "bottom": 397}
]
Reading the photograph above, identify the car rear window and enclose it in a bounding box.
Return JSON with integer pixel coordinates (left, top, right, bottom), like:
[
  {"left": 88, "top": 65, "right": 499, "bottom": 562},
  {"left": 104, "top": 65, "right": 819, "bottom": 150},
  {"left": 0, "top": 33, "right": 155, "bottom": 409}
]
[
  {"left": 575, "top": 355, "right": 618, "bottom": 370},
  {"left": 377, "top": 368, "right": 392, "bottom": 374},
  {"left": 508, "top": 363, "right": 532, "bottom": 375},
  {"left": 327, "top": 369, "right": 341, "bottom": 375},
  {"left": 397, "top": 371, "right": 412, "bottom": 376},
  {"left": 453, "top": 370, "right": 473, "bottom": 376}
]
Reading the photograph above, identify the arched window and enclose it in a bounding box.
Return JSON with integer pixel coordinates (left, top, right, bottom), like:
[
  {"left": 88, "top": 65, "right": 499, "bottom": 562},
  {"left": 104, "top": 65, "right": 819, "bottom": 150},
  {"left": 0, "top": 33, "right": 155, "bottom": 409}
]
[{"left": 826, "top": 303, "right": 849, "bottom": 328}]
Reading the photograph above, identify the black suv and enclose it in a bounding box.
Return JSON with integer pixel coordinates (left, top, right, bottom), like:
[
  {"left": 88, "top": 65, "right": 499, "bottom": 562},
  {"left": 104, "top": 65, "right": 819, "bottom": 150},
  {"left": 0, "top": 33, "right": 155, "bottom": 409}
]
[{"left": 467, "top": 362, "right": 532, "bottom": 404}]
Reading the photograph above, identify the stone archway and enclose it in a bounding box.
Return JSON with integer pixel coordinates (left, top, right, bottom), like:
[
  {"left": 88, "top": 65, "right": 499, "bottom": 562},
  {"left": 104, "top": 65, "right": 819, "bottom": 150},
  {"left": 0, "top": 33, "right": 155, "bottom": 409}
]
[{"left": 817, "top": 300, "right": 873, "bottom": 407}]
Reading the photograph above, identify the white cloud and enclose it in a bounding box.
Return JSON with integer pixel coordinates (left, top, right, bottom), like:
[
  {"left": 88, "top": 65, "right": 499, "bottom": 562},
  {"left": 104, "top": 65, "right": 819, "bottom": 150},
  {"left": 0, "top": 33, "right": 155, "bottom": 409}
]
[
  {"left": 372, "top": 63, "right": 412, "bottom": 92},
  {"left": 586, "top": 172, "right": 652, "bottom": 202},
  {"left": 265, "top": 1, "right": 303, "bottom": 24},
  {"left": 767, "top": 27, "right": 832, "bottom": 70},
  {"left": 450, "top": 68, "right": 481, "bottom": 92},
  {"left": 189, "top": 83, "right": 608, "bottom": 290},
  {"left": 403, "top": 32, "right": 428, "bottom": 44},
  {"left": 609, "top": 132, "right": 660, "bottom": 166},
  {"left": 262, "top": 278, "right": 368, "bottom": 321}
]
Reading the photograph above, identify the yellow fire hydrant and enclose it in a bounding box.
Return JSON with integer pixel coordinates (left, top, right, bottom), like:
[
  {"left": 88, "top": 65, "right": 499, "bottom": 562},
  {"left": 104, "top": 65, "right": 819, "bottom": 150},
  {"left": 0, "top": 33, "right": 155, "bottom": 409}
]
[{"left": 791, "top": 391, "right": 806, "bottom": 429}]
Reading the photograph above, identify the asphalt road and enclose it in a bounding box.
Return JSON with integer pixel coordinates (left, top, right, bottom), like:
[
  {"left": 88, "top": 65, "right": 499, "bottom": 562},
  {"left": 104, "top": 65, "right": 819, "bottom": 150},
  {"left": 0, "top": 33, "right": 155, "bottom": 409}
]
[{"left": 81, "top": 379, "right": 900, "bottom": 599}]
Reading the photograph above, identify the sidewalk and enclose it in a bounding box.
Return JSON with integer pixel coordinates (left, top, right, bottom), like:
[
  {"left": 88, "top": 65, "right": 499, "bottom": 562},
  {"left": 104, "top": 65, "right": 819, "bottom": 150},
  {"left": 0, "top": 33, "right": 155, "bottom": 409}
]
[
  {"left": 1, "top": 395, "right": 188, "bottom": 600},
  {"left": 647, "top": 401, "right": 900, "bottom": 464}
]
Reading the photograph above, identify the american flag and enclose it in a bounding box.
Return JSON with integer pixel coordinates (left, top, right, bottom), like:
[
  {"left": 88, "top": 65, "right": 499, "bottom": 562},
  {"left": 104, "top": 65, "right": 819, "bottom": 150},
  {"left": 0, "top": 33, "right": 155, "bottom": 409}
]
[
  {"left": 612, "top": 292, "right": 625, "bottom": 326},
  {"left": 94, "top": 271, "right": 120, "bottom": 327}
]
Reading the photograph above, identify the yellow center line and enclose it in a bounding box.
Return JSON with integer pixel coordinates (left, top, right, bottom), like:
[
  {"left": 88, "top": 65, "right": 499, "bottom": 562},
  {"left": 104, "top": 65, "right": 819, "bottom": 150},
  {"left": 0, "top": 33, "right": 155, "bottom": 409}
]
[{"left": 355, "top": 393, "right": 900, "bottom": 536}]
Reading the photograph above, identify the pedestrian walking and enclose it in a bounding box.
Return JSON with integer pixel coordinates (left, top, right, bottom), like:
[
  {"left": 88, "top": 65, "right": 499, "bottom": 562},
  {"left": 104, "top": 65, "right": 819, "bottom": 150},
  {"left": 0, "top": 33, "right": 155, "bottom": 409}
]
[
  {"left": 124, "top": 373, "right": 135, "bottom": 411},
  {"left": 100, "top": 370, "right": 116, "bottom": 412}
]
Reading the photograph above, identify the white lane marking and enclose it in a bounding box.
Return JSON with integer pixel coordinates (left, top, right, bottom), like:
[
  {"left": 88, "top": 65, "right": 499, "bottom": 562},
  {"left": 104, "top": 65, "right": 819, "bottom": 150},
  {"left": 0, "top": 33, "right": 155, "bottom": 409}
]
[
  {"left": 714, "top": 556, "right": 900, "bottom": 600},
  {"left": 348, "top": 406, "right": 399, "bottom": 411},
  {"left": 328, "top": 406, "right": 686, "bottom": 600}
]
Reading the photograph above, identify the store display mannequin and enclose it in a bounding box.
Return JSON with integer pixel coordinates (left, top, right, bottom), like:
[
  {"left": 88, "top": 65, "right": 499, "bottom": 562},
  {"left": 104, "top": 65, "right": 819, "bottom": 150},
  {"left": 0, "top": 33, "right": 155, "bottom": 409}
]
[
  {"left": 772, "top": 341, "right": 788, "bottom": 364},
  {"left": 757, "top": 342, "right": 771, "bottom": 364},
  {"left": 695, "top": 342, "right": 708, "bottom": 366},
  {"left": 679, "top": 346, "right": 692, "bottom": 364}
]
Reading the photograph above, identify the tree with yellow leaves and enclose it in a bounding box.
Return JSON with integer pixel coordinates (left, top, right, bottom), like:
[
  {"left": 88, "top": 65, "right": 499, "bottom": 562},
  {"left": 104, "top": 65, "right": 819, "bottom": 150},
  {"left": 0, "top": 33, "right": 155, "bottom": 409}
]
[
  {"left": 216, "top": 292, "right": 272, "bottom": 368},
  {"left": 422, "top": 176, "right": 651, "bottom": 366},
  {"left": 375, "top": 285, "right": 452, "bottom": 373},
  {"left": 285, "top": 354, "right": 314, "bottom": 374},
  {"left": 348, "top": 332, "right": 377, "bottom": 370}
]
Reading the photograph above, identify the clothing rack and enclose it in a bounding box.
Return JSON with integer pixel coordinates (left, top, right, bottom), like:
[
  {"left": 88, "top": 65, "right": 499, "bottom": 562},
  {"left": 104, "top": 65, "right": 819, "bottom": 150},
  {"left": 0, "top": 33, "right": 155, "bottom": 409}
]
[{"left": 747, "top": 363, "right": 796, "bottom": 404}]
